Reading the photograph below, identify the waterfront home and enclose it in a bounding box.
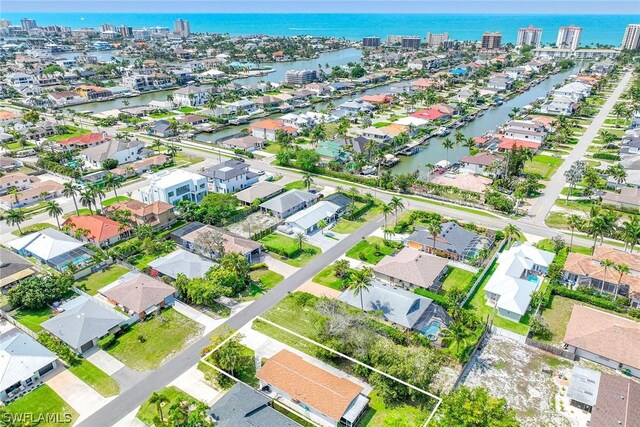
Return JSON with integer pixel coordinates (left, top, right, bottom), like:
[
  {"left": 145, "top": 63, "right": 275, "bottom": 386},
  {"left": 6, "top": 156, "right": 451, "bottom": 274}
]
[
  {"left": 257, "top": 349, "right": 370, "bottom": 427},
  {"left": 540, "top": 95, "right": 577, "bottom": 116},
  {"left": 458, "top": 152, "right": 503, "bottom": 176},
  {"left": 176, "top": 114, "right": 209, "bottom": 126},
  {"left": 56, "top": 132, "right": 109, "bottom": 150},
  {"left": 62, "top": 214, "right": 132, "bottom": 246},
  {"left": 171, "top": 222, "right": 262, "bottom": 262},
  {"left": 335, "top": 99, "right": 374, "bottom": 115},
  {"left": 199, "top": 159, "right": 259, "bottom": 194},
  {"left": 407, "top": 221, "right": 493, "bottom": 261},
  {"left": 101, "top": 272, "right": 176, "bottom": 320},
  {"left": 483, "top": 243, "right": 554, "bottom": 322},
  {"left": 486, "top": 75, "right": 514, "bottom": 92},
  {"left": 282, "top": 200, "right": 342, "bottom": 235},
  {"left": 250, "top": 119, "right": 295, "bottom": 142},
  {"left": 373, "top": 247, "right": 449, "bottom": 292},
  {"left": 0, "top": 328, "right": 58, "bottom": 402},
  {"left": 149, "top": 120, "right": 176, "bottom": 137},
  {"left": 136, "top": 169, "right": 208, "bottom": 206},
  {"left": 226, "top": 99, "right": 256, "bottom": 113},
  {"left": 360, "top": 126, "right": 390, "bottom": 142},
  {"left": 148, "top": 249, "right": 216, "bottom": 280},
  {"left": 219, "top": 135, "right": 264, "bottom": 152},
  {"left": 79, "top": 139, "right": 148, "bottom": 169},
  {"left": 410, "top": 108, "right": 449, "bottom": 121},
  {"left": 562, "top": 246, "right": 640, "bottom": 308},
  {"left": 553, "top": 81, "right": 592, "bottom": 102},
  {"left": 75, "top": 84, "right": 111, "bottom": 100},
  {"left": 411, "top": 77, "right": 439, "bottom": 90},
  {"left": 260, "top": 189, "right": 318, "bottom": 219},
  {"left": 104, "top": 199, "right": 176, "bottom": 229},
  {"left": 48, "top": 90, "right": 84, "bottom": 107},
  {"left": 338, "top": 281, "right": 451, "bottom": 332},
  {"left": 41, "top": 295, "right": 127, "bottom": 354},
  {"left": 0, "top": 248, "right": 36, "bottom": 292},
  {"left": 563, "top": 305, "right": 640, "bottom": 377},
  {"left": 496, "top": 137, "right": 541, "bottom": 152}
]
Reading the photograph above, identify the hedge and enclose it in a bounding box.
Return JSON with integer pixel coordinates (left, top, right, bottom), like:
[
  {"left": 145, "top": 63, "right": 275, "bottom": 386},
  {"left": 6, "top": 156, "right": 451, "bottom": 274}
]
[
  {"left": 38, "top": 332, "right": 81, "bottom": 366},
  {"left": 592, "top": 152, "right": 620, "bottom": 161},
  {"left": 550, "top": 285, "right": 626, "bottom": 313},
  {"left": 414, "top": 288, "right": 451, "bottom": 309}
]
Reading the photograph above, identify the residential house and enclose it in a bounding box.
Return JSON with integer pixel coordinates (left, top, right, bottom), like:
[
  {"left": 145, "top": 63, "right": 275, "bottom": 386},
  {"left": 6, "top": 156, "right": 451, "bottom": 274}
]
[
  {"left": 282, "top": 200, "right": 342, "bottom": 235},
  {"left": 176, "top": 114, "right": 208, "bottom": 126},
  {"left": 257, "top": 349, "right": 370, "bottom": 427},
  {"left": 136, "top": 169, "right": 208, "bottom": 206},
  {"left": 497, "top": 137, "right": 541, "bottom": 152},
  {"left": 0, "top": 179, "right": 63, "bottom": 209},
  {"left": 148, "top": 120, "right": 176, "bottom": 137},
  {"left": 226, "top": 99, "right": 256, "bottom": 114},
  {"left": 172, "top": 86, "right": 210, "bottom": 107},
  {"left": 540, "top": 95, "right": 577, "bottom": 116},
  {"left": 410, "top": 108, "right": 449, "bottom": 121},
  {"left": 62, "top": 214, "right": 132, "bottom": 246},
  {"left": 487, "top": 75, "right": 514, "bottom": 92},
  {"left": 0, "top": 248, "right": 36, "bottom": 292},
  {"left": 458, "top": 153, "right": 503, "bottom": 176},
  {"left": 111, "top": 154, "right": 171, "bottom": 177},
  {"left": 407, "top": 222, "right": 493, "bottom": 261},
  {"left": 235, "top": 181, "right": 284, "bottom": 205},
  {"left": 338, "top": 281, "right": 451, "bottom": 332},
  {"left": 56, "top": 132, "right": 109, "bottom": 150},
  {"left": 260, "top": 189, "right": 319, "bottom": 219},
  {"left": 360, "top": 126, "right": 390, "bottom": 143},
  {"left": 483, "top": 243, "right": 554, "bottom": 322},
  {"left": 48, "top": 91, "right": 84, "bottom": 107},
  {"left": 503, "top": 120, "right": 547, "bottom": 143},
  {"left": 101, "top": 272, "right": 176, "bottom": 320},
  {"left": 199, "top": 159, "right": 259, "bottom": 194},
  {"left": 40, "top": 295, "right": 127, "bottom": 353},
  {"left": 563, "top": 305, "right": 640, "bottom": 377},
  {"left": 250, "top": 119, "right": 294, "bottom": 142},
  {"left": 207, "top": 383, "right": 302, "bottom": 427},
  {"left": 0, "top": 156, "right": 22, "bottom": 172},
  {"left": 554, "top": 81, "right": 592, "bottom": 102},
  {"left": 6, "top": 72, "right": 36, "bottom": 87},
  {"left": 411, "top": 78, "right": 439, "bottom": 90},
  {"left": 219, "top": 135, "right": 264, "bottom": 152},
  {"left": 0, "top": 172, "right": 32, "bottom": 194},
  {"left": 322, "top": 193, "right": 352, "bottom": 216},
  {"left": 0, "top": 329, "right": 58, "bottom": 402},
  {"left": 104, "top": 199, "right": 176, "bottom": 229},
  {"left": 28, "top": 122, "right": 57, "bottom": 140},
  {"left": 373, "top": 247, "right": 449, "bottom": 292},
  {"left": 171, "top": 222, "right": 262, "bottom": 262},
  {"left": 148, "top": 249, "right": 216, "bottom": 280},
  {"left": 79, "top": 139, "right": 148, "bottom": 169},
  {"left": 75, "top": 85, "right": 111, "bottom": 100},
  {"left": 600, "top": 187, "right": 640, "bottom": 210},
  {"left": 316, "top": 140, "right": 350, "bottom": 164},
  {"left": 563, "top": 246, "right": 640, "bottom": 308}
]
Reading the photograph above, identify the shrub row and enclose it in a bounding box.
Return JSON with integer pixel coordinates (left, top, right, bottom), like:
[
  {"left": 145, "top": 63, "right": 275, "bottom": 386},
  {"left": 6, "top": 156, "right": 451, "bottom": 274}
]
[
  {"left": 38, "top": 332, "right": 81, "bottom": 366},
  {"left": 414, "top": 288, "right": 451, "bottom": 309},
  {"left": 550, "top": 285, "right": 626, "bottom": 313},
  {"left": 592, "top": 152, "right": 620, "bottom": 161}
]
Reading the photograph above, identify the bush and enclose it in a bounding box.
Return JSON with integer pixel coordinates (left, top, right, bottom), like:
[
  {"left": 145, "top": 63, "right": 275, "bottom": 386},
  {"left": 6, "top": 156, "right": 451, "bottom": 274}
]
[
  {"left": 550, "top": 285, "right": 626, "bottom": 313},
  {"left": 250, "top": 262, "right": 268, "bottom": 271},
  {"left": 592, "top": 152, "right": 620, "bottom": 161},
  {"left": 38, "top": 333, "right": 81, "bottom": 366},
  {"left": 414, "top": 288, "right": 451, "bottom": 309},
  {"left": 629, "top": 309, "right": 640, "bottom": 319},
  {"left": 98, "top": 333, "right": 118, "bottom": 350}
]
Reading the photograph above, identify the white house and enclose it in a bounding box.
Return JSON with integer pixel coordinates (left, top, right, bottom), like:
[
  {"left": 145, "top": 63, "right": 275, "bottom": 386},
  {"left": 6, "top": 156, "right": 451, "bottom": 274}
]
[
  {"left": 199, "top": 159, "right": 259, "bottom": 194},
  {"left": 260, "top": 189, "right": 318, "bottom": 219},
  {"left": 172, "top": 86, "right": 210, "bottom": 107},
  {"left": 79, "top": 140, "right": 147, "bottom": 169},
  {"left": 282, "top": 200, "right": 341, "bottom": 234},
  {"left": 540, "top": 95, "right": 577, "bottom": 116},
  {"left": 553, "top": 81, "right": 592, "bottom": 102},
  {"left": 136, "top": 169, "right": 208, "bottom": 206},
  {"left": 6, "top": 72, "right": 35, "bottom": 87},
  {"left": 0, "top": 328, "right": 58, "bottom": 402},
  {"left": 483, "top": 243, "right": 554, "bottom": 322}
]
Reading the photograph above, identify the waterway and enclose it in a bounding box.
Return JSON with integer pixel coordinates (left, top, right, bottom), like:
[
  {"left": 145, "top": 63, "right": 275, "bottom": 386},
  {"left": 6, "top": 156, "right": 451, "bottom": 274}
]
[{"left": 390, "top": 64, "right": 582, "bottom": 175}]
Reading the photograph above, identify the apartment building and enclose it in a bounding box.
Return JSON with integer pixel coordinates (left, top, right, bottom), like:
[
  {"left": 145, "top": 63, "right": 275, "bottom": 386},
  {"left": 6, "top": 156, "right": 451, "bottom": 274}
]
[
  {"left": 557, "top": 25, "right": 582, "bottom": 50},
  {"left": 516, "top": 26, "right": 542, "bottom": 47}
]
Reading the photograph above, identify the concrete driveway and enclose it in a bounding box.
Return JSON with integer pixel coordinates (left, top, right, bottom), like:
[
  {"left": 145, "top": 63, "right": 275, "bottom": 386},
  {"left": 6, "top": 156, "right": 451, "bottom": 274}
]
[
  {"left": 85, "top": 348, "right": 125, "bottom": 376},
  {"left": 45, "top": 367, "right": 112, "bottom": 422},
  {"left": 173, "top": 300, "right": 221, "bottom": 334},
  {"left": 307, "top": 230, "right": 341, "bottom": 251},
  {"left": 170, "top": 365, "right": 220, "bottom": 405}
]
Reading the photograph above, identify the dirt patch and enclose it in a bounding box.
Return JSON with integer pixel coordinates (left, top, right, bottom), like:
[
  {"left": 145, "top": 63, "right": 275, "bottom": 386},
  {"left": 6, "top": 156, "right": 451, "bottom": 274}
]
[
  {"left": 227, "top": 211, "right": 281, "bottom": 238},
  {"left": 464, "top": 335, "right": 573, "bottom": 427}
]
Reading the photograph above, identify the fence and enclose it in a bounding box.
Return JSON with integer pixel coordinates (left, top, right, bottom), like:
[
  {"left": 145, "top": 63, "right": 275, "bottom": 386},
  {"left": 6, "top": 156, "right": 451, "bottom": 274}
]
[
  {"left": 525, "top": 337, "right": 577, "bottom": 361},
  {"left": 1, "top": 311, "right": 39, "bottom": 340},
  {"left": 453, "top": 326, "right": 490, "bottom": 389},
  {"left": 460, "top": 239, "right": 506, "bottom": 307},
  {"left": 490, "top": 325, "right": 527, "bottom": 344}
]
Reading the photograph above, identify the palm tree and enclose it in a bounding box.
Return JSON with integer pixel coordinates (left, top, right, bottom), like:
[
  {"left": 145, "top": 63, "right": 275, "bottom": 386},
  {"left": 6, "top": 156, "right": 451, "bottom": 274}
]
[
  {"left": 567, "top": 214, "right": 584, "bottom": 251},
  {"left": 424, "top": 163, "right": 435, "bottom": 183},
  {"left": 302, "top": 173, "right": 314, "bottom": 191},
  {"left": 442, "top": 321, "right": 469, "bottom": 353},
  {"left": 503, "top": 224, "right": 522, "bottom": 246},
  {"left": 295, "top": 232, "right": 307, "bottom": 252},
  {"left": 425, "top": 220, "right": 442, "bottom": 253},
  {"left": 88, "top": 183, "right": 106, "bottom": 211},
  {"left": 621, "top": 216, "right": 640, "bottom": 253},
  {"left": 347, "top": 267, "right": 373, "bottom": 311},
  {"left": 613, "top": 263, "right": 630, "bottom": 300},
  {"left": 45, "top": 201, "right": 63, "bottom": 229},
  {"left": 381, "top": 203, "right": 393, "bottom": 227},
  {"left": 103, "top": 173, "right": 122, "bottom": 202},
  {"left": 62, "top": 182, "right": 81, "bottom": 216},
  {"left": 612, "top": 102, "right": 627, "bottom": 127},
  {"left": 5, "top": 208, "right": 26, "bottom": 234},
  {"left": 79, "top": 189, "right": 94, "bottom": 214},
  {"left": 149, "top": 392, "right": 170, "bottom": 423},
  {"left": 442, "top": 138, "right": 455, "bottom": 164},
  {"left": 599, "top": 259, "right": 615, "bottom": 295},
  {"left": 389, "top": 196, "right": 404, "bottom": 226}
]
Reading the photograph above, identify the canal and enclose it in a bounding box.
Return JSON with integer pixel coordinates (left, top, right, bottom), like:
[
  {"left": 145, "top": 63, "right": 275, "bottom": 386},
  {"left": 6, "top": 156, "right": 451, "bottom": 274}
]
[{"left": 390, "top": 65, "right": 582, "bottom": 175}]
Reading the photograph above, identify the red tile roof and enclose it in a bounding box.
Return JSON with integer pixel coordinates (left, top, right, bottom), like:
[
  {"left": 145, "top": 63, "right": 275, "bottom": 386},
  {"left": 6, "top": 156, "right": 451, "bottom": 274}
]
[
  {"left": 57, "top": 132, "right": 108, "bottom": 146},
  {"left": 497, "top": 138, "right": 540, "bottom": 150},
  {"left": 62, "top": 215, "right": 130, "bottom": 243},
  {"left": 410, "top": 109, "right": 445, "bottom": 121},
  {"left": 250, "top": 119, "right": 284, "bottom": 131}
]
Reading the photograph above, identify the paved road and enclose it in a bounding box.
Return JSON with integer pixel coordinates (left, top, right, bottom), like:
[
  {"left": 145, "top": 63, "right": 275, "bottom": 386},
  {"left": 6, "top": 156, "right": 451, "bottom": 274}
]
[
  {"left": 77, "top": 214, "right": 384, "bottom": 427},
  {"left": 526, "top": 70, "right": 633, "bottom": 224}
]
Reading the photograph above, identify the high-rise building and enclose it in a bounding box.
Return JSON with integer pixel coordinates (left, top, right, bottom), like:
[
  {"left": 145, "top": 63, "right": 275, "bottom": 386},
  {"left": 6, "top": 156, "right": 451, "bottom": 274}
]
[
  {"left": 621, "top": 24, "right": 640, "bottom": 50},
  {"left": 426, "top": 32, "right": 449, "bottom": 48},
  {"left": 362, "top": 37, "right": 381, "bottom": 48},
  {"left": 174, "top": 19, "right": 190, "bottom": 38},
  {"left": 20, "top": 18, "right": 37, "bottom": 31},
  {"left": 516, "top": 26, "right": 542, "bottom": 47},
  {"left": 556, "top": 25, "right": 582, "bottom": 50},
  {"left": 481, "top": 32, "right": 502, "bottom": 49},
  {"left": 285, "top": 69, "right": 317, "bottom": 85},
  {"left": 401, "top": 36, "right": 421, "bottom": 49},
  {"left": 100, "top": 23, "right": 116, "bottom": 33},
  {"left": 0, "top": 19, "right": 12, "bottom": 28},
  {"left": 119, "top": 25, "right": 133, "bottom": 38}
]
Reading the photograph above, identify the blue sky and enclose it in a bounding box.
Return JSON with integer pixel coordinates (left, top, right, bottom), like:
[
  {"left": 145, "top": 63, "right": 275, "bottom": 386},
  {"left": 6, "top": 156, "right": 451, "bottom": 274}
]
[{"left": 3, "top": 0, "right": 638, "bottom": 14}]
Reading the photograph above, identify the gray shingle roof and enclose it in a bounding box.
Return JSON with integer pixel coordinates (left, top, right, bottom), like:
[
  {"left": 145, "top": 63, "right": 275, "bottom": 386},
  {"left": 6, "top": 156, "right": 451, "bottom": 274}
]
[
  {"left": 147, "top": 249, "right": 216, "bottom": 279},
  {"left": 0, "top": 329, "right": 58, "bottom": 392},
  {"left": 259, "top": 189, "right": 317, "bottom": 214},
  {"left": 200, "top": 159, "right": 249, "bottom": 181}
]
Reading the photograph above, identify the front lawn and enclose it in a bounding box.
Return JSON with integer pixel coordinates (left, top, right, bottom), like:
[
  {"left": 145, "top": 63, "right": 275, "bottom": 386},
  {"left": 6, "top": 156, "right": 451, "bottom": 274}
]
[
  {"left": 148, "top": 111, "right": 175, "bottom": 118},
  {"left": 69, "top": 360, "right": 119, "bottom": 397},
  {"left": 49, "top": 127, "right": 89, "bottom": 142},
  {"left": 242, "top": 268, "right": 284, "bottom": 299},
  {"left": 12, "top": 307, "right": 54, "bottom": 333},
  {"left": 63, "top": 208, "right": 91, "bottom": 219},
  {"left": 4, "top": 385, "right": 78, "bottom": 427},
  {"left": 345, "top": 237, "right": 396, "bottom": 264},
  {"left": 525, "top": 155, "right": 564, "bottom": 180},
  {"left": 177, "top": 106, "right": 199, "bottom": 113},
  {"left": 441, "top": 267, "right": 476, "bottom": 293},
  {"left": 11, "top": 222, "right": 56, "bottom": 236},
  {"left": 101, "top": 196, "right": 131, "bottom": 207},
  {"left": 259, "top": 233, "right": 321, "bottom": 267},
  {"left": 75, "top": 264, "right": 129, "bottom": 295},
  {"left": 284, "top": 180, "right": 313, "bottom": 191},
  {"left": 108, "top": 308, "right": 202, "bottom": 371},
  {"left": 331, "top": 203, "right": 381, "bottom": 234},
  {"left": 136, "top": 386, "right": 199, "bottom": 426},
  {"left": 464, "top": 261, "right": 531, "bottom": 336},
  {"left": 312, "top": 264, "right": 352, "bottom": 290}
]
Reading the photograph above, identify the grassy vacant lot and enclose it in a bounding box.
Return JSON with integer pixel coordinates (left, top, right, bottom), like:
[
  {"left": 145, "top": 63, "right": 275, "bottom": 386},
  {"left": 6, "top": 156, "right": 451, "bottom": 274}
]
[
  {"left": 464, "top": 261, "right": 531, "bottom": 335},
  {"left": 331, "top": 203, "right": 381, "bottom": 234},
  {"left": 11, "top": 222, "right": 56, "bottom": 236},
  {"left": 75, "top": 264, "right": 129, "bottom": 295},
  {"left": 101, "top": 196, "right": 131, "bottom": 207},
  {"left": 136, "top": 386, "right": 198, "bottom": 425},
  {"left": 312, "top": 264, "right": 352, "bottom": 290},
  {"left": 259, "top": 233, "right": 321, "bottom": 267},
  {"left": 441, "top": 267, "right": 476, "bottom": 293},
  {"left": 173, "top": 152, "right": 204, "bottom": 166},
  {"left": 63, "top": 208, "right": 92, "bottom": 219},
  {"left": 49, "top": 127, "right": 89, "bottom": 141},
  {"left": 345, "top": 236, "right": 396, "bottom": 264},
  {"left": 108, "top": 308, "right": 202, "bottom": 371},
  {"left": 12, "top": 307, "right": 53, "bottom": 333},
  {"left": 242, "top": 268, "right": 284, "bottom": 300},
  {"left": 545, "top": 211, "right": 569, "bottom": 229},
  {"left": 5, "top": 385, "right": 78, "bottom": 427},
  {"left": 69, "top": 360, "right": 119, "bottom": 397},
  {"left": 283, "top": 180, "right": 312, "bottom": 191},
  {"left": 524, "top": 155, "right": 564, "bottom": 180}
]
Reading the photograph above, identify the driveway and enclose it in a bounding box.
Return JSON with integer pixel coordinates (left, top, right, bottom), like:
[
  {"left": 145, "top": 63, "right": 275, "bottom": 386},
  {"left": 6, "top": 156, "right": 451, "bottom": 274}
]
[
  {"left": 85, "top": 348, "right": 125, "bottom": 376},
  {"left": 169, "top": 365, "right": 220, "bottom": 405},
  {"left": 173, "top": 300, "right": 223, "bottom": 334},
  {"left": 45, "top": 367, "right": 112, "bottom": 422},
  {"left": 262, "top": 254, "right": 298, "bottom": 278},
  {"left": 297, "top": 280, "right": 342, "bottom": 298},
  {"left": 307, "top": 230, "right": 341, "bottom": 251}
]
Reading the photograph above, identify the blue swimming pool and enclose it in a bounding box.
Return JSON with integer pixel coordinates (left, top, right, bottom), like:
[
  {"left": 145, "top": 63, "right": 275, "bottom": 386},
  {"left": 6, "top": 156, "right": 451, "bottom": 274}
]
[
  {"left": 527, "top": 275, "right": 539, "bottom": 284},
  {"left": 420, "top": 321, "right": 441, "bottom": 340}
]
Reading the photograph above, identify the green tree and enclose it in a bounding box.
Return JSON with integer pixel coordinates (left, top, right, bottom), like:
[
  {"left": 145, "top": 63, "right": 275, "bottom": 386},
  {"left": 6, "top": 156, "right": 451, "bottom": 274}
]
[
  {"left": 46, "top": 200, "right": 63, "bottom": 229},
  {"left": 381, "top": 203, "right": 393, "bottom": 227},
  {"left": 567, "top": 214, "right": 584, "bottom": 251},
  {"left": 8, "top": 275, "right": 73, "bottom": 310},
  {"left": 426, "top": 219, "right": 442, "bottom": 253},
  {"left": 148, "top": 392, "right": 170, "bottom": 424},
  {"left": 302, "top": 172, "right": 314, "bottom": 190},
  {"left": 219, "top": 252, "right": 251, "bottom": 291},
  {"left": 613, "top": 263, "right": 630, "bottom": 300},
  {"left": 347, "top": 267, "right": 373, "bottom": 311},
  {"left": 63, "top": 182, "right": 81, "bottom": 216},
  {"left": 296, "top": 149, "right": 320, "bottom": 172},
  {"left": 434, "top": 386, "right": 519, "bottom": 427},
  {"left": 389, "top": 196, "right": 405, "bottom": 226},
  {"left": 103, "top": 173, "right": 122, "bottom": 203},
  {"left": 5, "top": 208, "right": 26, "bottom": 234},
  {"left": 333, "top": 259, "right": 350, "bottom": 278},
  {"left": 599, "top": 259, "right": 615, "bottom": 295},
  {"left": 503, "top": 224, "right": 522, "bottom": 246},
  {"left": 295, "top": 231, "right": 307, "bottom": 251},
  {"left": 442, "top": 138, "right": 455, "bottom": 164},
  {"left": 442, "top": 320, "right": 469, "bottom": 353}
]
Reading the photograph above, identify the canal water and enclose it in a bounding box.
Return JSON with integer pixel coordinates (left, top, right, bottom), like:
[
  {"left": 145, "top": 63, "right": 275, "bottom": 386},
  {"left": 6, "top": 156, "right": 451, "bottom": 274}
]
[{"left": 390, "top": 64, "right": 581, "bottom": 175}]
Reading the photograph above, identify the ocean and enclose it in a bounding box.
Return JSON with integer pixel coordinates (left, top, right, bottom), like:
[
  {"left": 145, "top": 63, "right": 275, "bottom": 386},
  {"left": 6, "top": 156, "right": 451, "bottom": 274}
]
[{"left": 1, "top": 13, "right": 637, "bottom": 46}]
